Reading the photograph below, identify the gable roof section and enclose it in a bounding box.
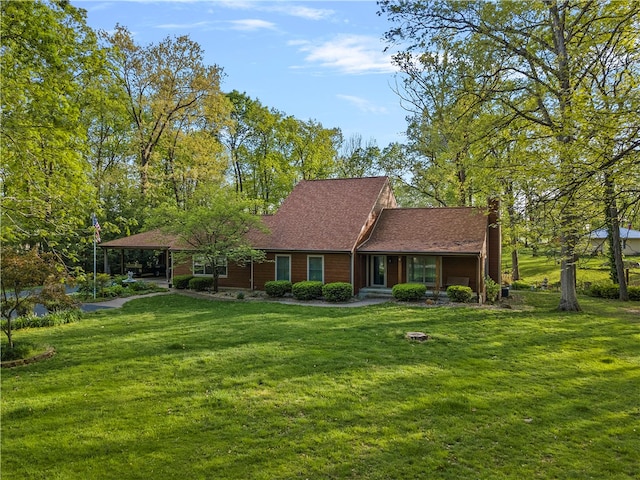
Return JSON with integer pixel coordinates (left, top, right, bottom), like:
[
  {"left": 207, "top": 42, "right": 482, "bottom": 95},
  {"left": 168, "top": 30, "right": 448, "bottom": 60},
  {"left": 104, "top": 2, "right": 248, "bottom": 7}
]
[
  {"left": 358, "top": 207, "right": 488, "bottom": 254},
  {"left": 251, "top": 176, "right": 391, "bottom": 251},
  {"left": 99, "top": 229, "right": 183, "bottom": 250}
]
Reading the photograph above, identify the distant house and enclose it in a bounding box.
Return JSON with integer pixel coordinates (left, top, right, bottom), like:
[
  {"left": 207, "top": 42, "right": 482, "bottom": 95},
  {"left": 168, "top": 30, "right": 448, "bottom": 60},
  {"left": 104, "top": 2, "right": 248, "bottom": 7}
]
[
  {"left": 100, "top": 177, "right": 502, "bottom": 302},
  {"left": 589, "top": 227, "right": 640, "bottom": 256}
]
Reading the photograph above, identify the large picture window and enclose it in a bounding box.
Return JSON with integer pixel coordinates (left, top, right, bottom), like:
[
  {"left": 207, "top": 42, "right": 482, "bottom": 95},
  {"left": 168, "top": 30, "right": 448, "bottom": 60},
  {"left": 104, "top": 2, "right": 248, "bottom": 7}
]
[
  {"left": 275, "top": 255, "right": 291, "bottom": 281},
  {"left": 193, "top": 256, "right": 227, "bottom": 277},
  {"left": 307, "top": 255, "right": 324, "bottom": 282},
  {"left": 408, "top": 256, "right": 436, "bottom": 285}
]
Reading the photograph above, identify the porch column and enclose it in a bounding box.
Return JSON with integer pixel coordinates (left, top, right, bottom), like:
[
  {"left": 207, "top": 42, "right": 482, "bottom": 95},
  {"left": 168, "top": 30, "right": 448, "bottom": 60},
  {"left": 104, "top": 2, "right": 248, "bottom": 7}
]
[{"left": 477, "top": 255, "right": 483, "bottom": 304}]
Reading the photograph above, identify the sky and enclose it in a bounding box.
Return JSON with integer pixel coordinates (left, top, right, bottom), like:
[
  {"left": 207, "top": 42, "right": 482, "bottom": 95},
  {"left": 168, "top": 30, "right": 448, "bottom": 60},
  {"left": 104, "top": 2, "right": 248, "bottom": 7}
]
[{"left": 72, "top": 0, "right": 408, "bottom": 148}]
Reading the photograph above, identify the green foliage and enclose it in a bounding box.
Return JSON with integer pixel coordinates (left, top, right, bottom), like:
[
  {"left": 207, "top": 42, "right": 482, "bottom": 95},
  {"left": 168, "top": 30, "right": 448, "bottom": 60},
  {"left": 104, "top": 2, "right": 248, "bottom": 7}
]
[
  {"left": 149, "top": 186, "right": 267, "bottom": 292},
  {"left": 188, "top": 277, "right": 213, "bottom": 292},
  {"left": 1, "top": 341, "right": 47, "bottom": 362},
  {"left": 392, "top": 283, "right": 427, "bottom": 301},
  {"left": 485, "top": 276, "right": 500, "bottom": 304},
  {"left": 264, "top": 280, "right": 292, "bottom": 298},
  {"left": 0, "top": 248, "right": 68, "bottom": 347},
  {"left": 446, "top": 285, "right": 473, "bottom": 303},
  {"left": 236, "top": 292, "right": 245, "bottom": 300},
  {"left": 511, "top": 280, "right": 533, "bottom": 290},
  {"left": 3, "top": 309, "right": 82, "bottom": 332},
  {"left": 291, "top": 281, "right": 323, "bottom": 300},
  {"left": 1, "top": 0, "right": 103, "bottom": 253},
  {"left": 77, "top": 273, "right": 112, "bottom": 298},
  {"left": 322, "top": 282, "right": 353, "bottom": 303},
  {"left": 588, "top": 283, "right": 640, "bottom": 301},
  {"left": 173, "top": 275, "right": 194, "bottom": 289}
]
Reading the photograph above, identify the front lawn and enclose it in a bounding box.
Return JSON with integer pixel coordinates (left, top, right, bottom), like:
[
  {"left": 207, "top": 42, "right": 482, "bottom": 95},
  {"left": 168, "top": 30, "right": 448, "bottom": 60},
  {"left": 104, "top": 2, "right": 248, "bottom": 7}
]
[{"left": 2, "top": 293, "right": 639, "bottom": 479}]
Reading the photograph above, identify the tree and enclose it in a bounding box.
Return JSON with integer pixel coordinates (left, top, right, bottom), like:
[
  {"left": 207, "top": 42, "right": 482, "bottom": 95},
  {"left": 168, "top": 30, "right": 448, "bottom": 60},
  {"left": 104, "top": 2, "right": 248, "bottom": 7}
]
[
  {"left": 1, "top": 0, "right": 103, "bottom": 255},
  {"left": 104, "top": 26, "right": 227, "bottom": 200},
  {"left": 152, "top": 187, "right": 267, "bottom": 292},
  {"left": 336, "top": 134, "right": 381, "bottom": 178},
  {"left": 0, "top": 249, "right": 66, "bottom": 348},
  {"left": 380, "top": 0, "right": 640, "bottom": 311}
]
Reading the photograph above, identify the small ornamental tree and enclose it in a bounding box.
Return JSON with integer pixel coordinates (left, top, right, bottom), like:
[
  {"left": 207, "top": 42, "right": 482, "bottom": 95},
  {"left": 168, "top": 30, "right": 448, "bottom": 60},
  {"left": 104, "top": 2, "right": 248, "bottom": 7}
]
[
  {"left": 1, "top": 249, "right": 68, "bottom": 348},
  {"left": 152, "top": 187, "right": 268, "bottom": 292}
]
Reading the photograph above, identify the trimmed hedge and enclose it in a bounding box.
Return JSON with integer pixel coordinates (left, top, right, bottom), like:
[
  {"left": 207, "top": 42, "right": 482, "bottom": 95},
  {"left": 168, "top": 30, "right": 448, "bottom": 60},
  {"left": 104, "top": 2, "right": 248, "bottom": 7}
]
[
  {"left": 588, "top": 283, "right": 640, "bottom": 301},
  {"left": 447, "top": 285, "right": 473, "bottom": 303},
  {"left": 292, "top": 281, "right": 324, "bottom": 300},
  {"left": 173, "top": 275, "right": 194, "bottom": 289},
  {"left": 392, "top": 283, "right": 427, "bottom": 301},
  {"left": 188, "top": 277, "right": 213, "bottom": 292},
  {"left": 264, "top": 280, "right": 292, "bottom": 298},
  {"left": 322, "top": 282, "right": 353, "bottom": 302}
]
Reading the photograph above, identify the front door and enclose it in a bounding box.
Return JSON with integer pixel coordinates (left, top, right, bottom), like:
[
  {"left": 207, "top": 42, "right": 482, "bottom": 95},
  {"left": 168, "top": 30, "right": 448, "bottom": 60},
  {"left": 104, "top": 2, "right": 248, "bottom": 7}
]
[{"left": 371, "top": 255, "right": 386, "bottom": 286}]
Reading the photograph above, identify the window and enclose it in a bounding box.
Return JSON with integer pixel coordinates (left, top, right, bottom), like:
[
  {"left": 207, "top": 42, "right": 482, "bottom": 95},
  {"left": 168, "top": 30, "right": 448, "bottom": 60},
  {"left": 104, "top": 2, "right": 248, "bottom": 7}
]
[
  {"left": 193, "top": 256, "right": 227, "bottom": 277},
  {"left": 275, "top": 255, "right": 291, "bottom": 281},
  {"left": 307, "top": 255, "right": 324, "bottom": 282},
  {"left": 408, "top": 256, "right": 437, "bottom": 285}
]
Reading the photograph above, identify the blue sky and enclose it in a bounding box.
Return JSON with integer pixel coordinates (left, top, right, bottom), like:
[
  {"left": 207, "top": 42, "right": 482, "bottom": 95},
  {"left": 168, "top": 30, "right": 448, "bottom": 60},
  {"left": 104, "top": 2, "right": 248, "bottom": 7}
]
[{"left": 73, "top": 0, "right": 407, "bottom": 147}]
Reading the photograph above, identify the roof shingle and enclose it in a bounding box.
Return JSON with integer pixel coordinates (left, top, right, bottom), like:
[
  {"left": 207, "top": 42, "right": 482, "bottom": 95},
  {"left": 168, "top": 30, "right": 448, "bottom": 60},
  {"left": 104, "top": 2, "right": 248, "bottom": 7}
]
[
  {"left": 358, "top": 207, "right": 488, "bottom": 254},
  {"left": 251, "top": 176, "right": 393, "bottom": 251}
]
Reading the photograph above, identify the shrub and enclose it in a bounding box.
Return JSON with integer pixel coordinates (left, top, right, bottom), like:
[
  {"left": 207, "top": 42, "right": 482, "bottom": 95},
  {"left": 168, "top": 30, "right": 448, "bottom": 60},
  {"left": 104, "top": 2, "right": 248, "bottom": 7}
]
[
  {"left": 292, "top": 281, "right": 324, "bottom": 300},
  {"left": 588, "top": 283, "right": 619, "bottom": 299},
  {"left": 588, "top": 283, "right": 640, "bottom": 301},
  {"left": 392, "top": 283, "right": 427, "bottom": 301},
  {"left": 188, "top": 277, "right": 214, "bottom": 292},
  {"left": 447, "top": 285, "right": 473, "bottom": 303},
  {"left": 236, "top": 292, "right": 245, "bottom": 300},
  {"left": 264, "top": 280, "right": 292, "bottom": 298},
  {"left": 3, "top": 308, "right": 82, "bottom": 331},
  {"left": 173, "top": 275, "right": 194, "bottom": 289},
  {"left": 485, "top": 276, "right": 500, "bottom": 304},
  {"left": 511, "top": 280, "right": 533, "bottom": 290},
  {"left": 322, "top": 282, "right": 353, "bottom": 302}
]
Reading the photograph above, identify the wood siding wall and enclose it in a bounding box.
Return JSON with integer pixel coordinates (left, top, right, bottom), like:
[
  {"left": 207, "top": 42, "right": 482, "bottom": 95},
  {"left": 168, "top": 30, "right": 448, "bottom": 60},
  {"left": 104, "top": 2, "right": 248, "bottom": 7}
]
[
  {"left": 252, "top": 252, "right": 352, "bottom": 291},
  {"left": 442, "top": 256, "right": 479, "bottom": 291}
]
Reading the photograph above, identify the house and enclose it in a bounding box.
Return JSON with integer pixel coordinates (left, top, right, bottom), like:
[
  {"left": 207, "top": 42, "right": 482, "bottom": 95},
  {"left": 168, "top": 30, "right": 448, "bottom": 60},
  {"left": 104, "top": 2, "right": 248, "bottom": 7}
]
[
  {"left": 100, "top": 177, "right": 502, "bottom": 302},
  {"left": 589, "top": 227, "right": 640, "bottom": 256}
]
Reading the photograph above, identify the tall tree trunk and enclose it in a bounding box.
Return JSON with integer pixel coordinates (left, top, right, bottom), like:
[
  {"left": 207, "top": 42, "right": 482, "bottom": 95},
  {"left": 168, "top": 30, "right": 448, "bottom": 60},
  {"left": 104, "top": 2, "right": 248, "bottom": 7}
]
[{"left": 604, "top": 174, "right": 628, "bottom": 300}]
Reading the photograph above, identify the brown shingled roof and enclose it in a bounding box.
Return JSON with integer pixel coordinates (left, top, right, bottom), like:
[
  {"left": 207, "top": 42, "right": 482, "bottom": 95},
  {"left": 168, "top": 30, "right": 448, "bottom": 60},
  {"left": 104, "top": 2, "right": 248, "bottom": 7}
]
[
  {"left": 251, "top": 176, "right": 391, "bottom": 251},
  {"left": 358, "top": 208, "right": 487, "bottom": 254},
  {"left": 99, "top": 229, "right": 183, "bottom": 249}
]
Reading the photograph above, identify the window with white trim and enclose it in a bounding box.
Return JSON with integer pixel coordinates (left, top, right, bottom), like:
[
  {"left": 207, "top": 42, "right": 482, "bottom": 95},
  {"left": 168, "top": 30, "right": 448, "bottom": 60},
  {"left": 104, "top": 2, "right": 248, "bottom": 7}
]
[
  {"left": 193, "top": 256, "right": 227, "bottom": 277},
  {"left": 307, "top": 255, "right": 324, "bottom": 282},
  {"left": 275, "top": 255, "right": 291, "bottom": 281}
]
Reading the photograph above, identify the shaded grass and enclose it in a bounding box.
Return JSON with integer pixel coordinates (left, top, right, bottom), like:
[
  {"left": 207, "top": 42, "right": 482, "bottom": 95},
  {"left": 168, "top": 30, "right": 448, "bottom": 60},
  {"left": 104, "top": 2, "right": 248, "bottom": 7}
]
[
  {"left": 2, "top": 294, "right": 639, "bottom": 479},
  {"left": 504, "top": 249, "right": 640, "bottom": 287}
]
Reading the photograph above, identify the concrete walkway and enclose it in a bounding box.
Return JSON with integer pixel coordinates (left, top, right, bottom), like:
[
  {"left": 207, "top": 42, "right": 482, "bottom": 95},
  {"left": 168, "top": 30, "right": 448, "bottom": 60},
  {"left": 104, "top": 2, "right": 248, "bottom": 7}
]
[
  {"left": 81, "top": 292, "right": 171, "bottom": 312},
  {"left": 82, "top": 290, "right": 391, "bottom": 311}
]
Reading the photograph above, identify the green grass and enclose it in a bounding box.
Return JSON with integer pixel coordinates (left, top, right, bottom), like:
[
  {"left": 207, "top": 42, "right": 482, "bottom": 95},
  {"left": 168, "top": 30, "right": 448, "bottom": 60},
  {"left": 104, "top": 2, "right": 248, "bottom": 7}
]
[
  {"left": 2, "top": 293, "right": 639, "bottom": 479},
  {"left": 504, "top": 249, "right": 640, "bottom": 287}
]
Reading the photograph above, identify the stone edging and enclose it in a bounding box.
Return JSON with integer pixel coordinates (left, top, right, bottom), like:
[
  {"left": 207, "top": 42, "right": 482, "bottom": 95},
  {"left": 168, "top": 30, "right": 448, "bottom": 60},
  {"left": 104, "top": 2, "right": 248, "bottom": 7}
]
[{"left": 1, "top": 346, "right": 56, "bottom": 369}]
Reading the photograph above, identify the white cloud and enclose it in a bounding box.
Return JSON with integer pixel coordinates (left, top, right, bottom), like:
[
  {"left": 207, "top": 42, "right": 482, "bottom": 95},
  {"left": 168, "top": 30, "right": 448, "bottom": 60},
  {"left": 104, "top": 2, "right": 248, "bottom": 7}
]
[
  {"left": 155, "top": 21, "right": 211, "bottom": 29},
  {"left": 292, "top": 34, "right": 397, "bottom": 75},
  {"left": 216, "top": 1, "right": 334, "bottom": 20},
  {"left": 229, "top": 19, "right": 277, "bottom": 31},
  {"left": 337, "top": 94, "right": 388, "bottom": 114}
]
